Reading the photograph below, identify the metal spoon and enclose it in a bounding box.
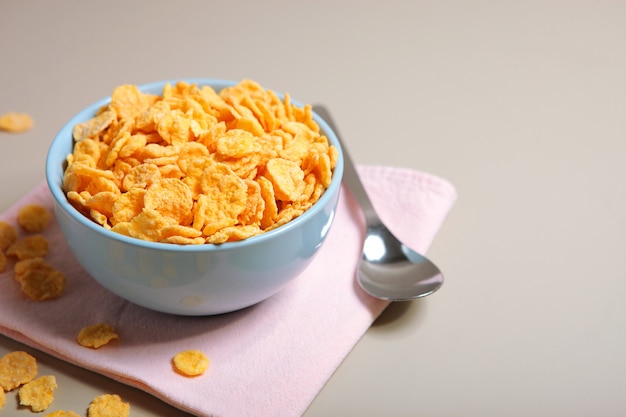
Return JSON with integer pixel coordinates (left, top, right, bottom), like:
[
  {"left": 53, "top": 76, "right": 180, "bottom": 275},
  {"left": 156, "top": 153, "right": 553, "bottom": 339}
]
[{"left": 313, "top": 105, "right": 444, "bottom": 301}]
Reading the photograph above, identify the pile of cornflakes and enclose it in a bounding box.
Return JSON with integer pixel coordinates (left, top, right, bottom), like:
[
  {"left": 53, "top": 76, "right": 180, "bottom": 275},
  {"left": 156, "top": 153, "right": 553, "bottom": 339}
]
[
  {"left": 0, "top": 204, "right": 66, "bottom": 301},
  {"left": 63, "top": 79, "right": 337, "bottom": 244},
  {"left": 0, "top": 350, "right": 54, "bottom": 412}
]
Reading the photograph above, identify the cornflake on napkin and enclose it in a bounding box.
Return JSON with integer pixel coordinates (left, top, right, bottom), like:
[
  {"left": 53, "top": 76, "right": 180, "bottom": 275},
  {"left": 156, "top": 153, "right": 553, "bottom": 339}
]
[{"left": 0, "top": 165, "right": 456, "bottom": 417}]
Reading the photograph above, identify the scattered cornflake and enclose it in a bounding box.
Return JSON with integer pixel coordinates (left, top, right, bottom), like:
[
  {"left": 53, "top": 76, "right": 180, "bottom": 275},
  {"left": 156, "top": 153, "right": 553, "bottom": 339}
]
[
  {"left": 18, "top": 375, "right": 57, "bottom": 412},
  {"left": 88, "top": 394, "right": 130, "bottom": 417},
  {"left": 0, "top": 112, "right": 34, "bottom": 133},
  {"left": 17, "top": 204, "right": 52, "bottom": 232},
  {"left": 0, "top": 351, "right": 38, "bottom": 391},
  {"left": 5, "top": 234, "right": 49, "bottom": 260},
  {"left": 172, "top": 349, "right": 209, "bottom": 377},
  {"left": 0, "top": 387, "right": 5, "bottom": 409},
  {"left": 44, "top": 411, "right": 81, "bottom": 417},
  {"left": 0, "top": 221, "right": 17, "bottom": 251},
  {"left": 77, "top": 323, "right": 119, "bottom": 349},
  {"left": 14, "top": 257, "right": 66, "bottom": 301}
]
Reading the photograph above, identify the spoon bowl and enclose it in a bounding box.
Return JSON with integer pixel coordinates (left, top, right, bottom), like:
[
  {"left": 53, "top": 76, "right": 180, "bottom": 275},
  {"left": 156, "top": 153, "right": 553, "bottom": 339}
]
[{"left": 313, "top": 106, "right": 444, "bottom": 301}]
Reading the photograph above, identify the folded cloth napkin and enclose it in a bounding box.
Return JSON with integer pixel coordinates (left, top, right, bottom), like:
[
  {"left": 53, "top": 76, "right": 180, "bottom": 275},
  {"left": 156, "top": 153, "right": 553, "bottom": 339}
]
[{"left": 0, "top": 165, "right": 456, "bottom": 417}]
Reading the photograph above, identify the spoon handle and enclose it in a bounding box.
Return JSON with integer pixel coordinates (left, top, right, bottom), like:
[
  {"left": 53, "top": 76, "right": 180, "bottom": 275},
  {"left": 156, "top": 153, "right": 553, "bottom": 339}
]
[{"left": 313, "top": 105, "right": 381, "bottom": 227}]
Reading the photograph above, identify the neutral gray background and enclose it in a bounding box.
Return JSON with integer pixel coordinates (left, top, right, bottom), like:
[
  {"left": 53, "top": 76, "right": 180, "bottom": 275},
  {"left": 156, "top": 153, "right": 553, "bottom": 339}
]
[{"left": 1, "top": 1, "right": 625, "bottom": 416}]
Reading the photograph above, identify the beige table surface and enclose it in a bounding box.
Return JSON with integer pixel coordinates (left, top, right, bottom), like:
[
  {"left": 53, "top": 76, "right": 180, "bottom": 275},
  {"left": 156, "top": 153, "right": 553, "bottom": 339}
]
[{"left": 2, "top": 1, "right": 626, "bottom": 416}]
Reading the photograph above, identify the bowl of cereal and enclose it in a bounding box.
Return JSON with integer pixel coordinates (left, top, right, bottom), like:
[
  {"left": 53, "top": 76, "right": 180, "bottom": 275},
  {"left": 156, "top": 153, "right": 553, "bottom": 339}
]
[{"left": 46, "top": 79, "right": 343, "bottom": 315}]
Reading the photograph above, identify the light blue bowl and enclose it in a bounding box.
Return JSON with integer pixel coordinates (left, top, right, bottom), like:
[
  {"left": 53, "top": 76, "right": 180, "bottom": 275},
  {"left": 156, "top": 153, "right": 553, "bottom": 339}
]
[{"left": 45, "top": 79, "right": 343, "bottom": 315}]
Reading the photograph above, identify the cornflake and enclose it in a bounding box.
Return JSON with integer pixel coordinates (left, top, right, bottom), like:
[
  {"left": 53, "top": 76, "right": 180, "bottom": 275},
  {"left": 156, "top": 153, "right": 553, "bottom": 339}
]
[
  {"left": 172, "top": 349, "right": 209, "bottom": 377},
  {"left": 0, "top": 221, "right": 17, "bottom": 251},
  {"left": 0, "top": 112, "right": 34, "bottom": 133},
  {"left": 19, "top": 375, "right": 57, "bottom": 412},
  {"left": 63, "top": 79, "right": 337, "bottom": 245},
  {"left": 17, "top": 204, "right": 52, "bottom": 232},
  {"left": 0, "top": 351, "right": 38, "bottom": 391},
  {"left": 14, "top": 257, "right": 66, "bottom": 301},
  {"left": 77, "top": 323, "right": 119, "bottom": 349},
  {"left": 88, "top": 394, "right": 130, "bottom": 417},
  {"left": 143, "top": 178, "right": 194, "bottom": 225},
  {"left": 6, "top": 234, "right": 49, "bottom": 260}
]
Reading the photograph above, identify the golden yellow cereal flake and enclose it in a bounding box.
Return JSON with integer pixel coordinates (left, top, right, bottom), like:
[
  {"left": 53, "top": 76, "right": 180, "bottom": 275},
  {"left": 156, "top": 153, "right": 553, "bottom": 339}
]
[
  {"left": 172, "top": 349, "right": 209, "bottom": 377},
  {"left": 14, "top": 257, "right": 46, "bottom": 280},
  {"left": 0, "top": 351, "right": 38, "bottom": 391},
  {"left": 88, "top": 394, "right": 130, "bottom": 417},
  {"left": 77, "top": 323, "right": 119, "bottom": 349},
  {"left": 198, "top": 160, "right": 248, "bottom": 235},
  {"left": 110, "top": 84, "right": 152, "bottom": 120},
  {"left": 14, "top": 257, "right": 66, "bottom": 301},
  {"left": 0, "top": 112, "right": 34, "bottom": 133},
  {"left": 17, "top": 204, "right": 52, "bottom": 232},
  {"left": 6, "top": 234, "right": 49, "bottom": 260},
  {"left": 161, "top": 235, "right": 205, "bottom": 245},
  {"left": 111, "top": 188, "right": 146, "bottom": 225},
  {"left": 122, "top": 163, "right": 161, "bottom": 191},
  {"left": 206, "top": 225, "right": 262, "bottom": 244},
  {"left": 73, "top": 109, "right": 116, "bottom": 141},
  {"left": 144, "top": 178, "right": 194, "bottom": 225},
  {"left": 0, "top": 221, "right": 17, "bottom": 251},
  {"left": 265, "top": 158, "right": 305, "bottom": 201},
  {"left": 0, "top": 388, "right": 5, "bottom": 409},
  {"left": 19, "top": 375, "right": 57, "bottom": 412},
  {"left": 257, "top": 176, "right": 278, "bottom": 229},
  {"left": 127, "top": 209, "right": 176, "bottom": 242}
]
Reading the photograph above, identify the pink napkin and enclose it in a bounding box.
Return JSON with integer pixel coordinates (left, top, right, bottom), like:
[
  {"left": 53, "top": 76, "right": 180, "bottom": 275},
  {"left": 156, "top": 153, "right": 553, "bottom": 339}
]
[{"left": 0, "top": 166, "right": 456, "bottom": 417}]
